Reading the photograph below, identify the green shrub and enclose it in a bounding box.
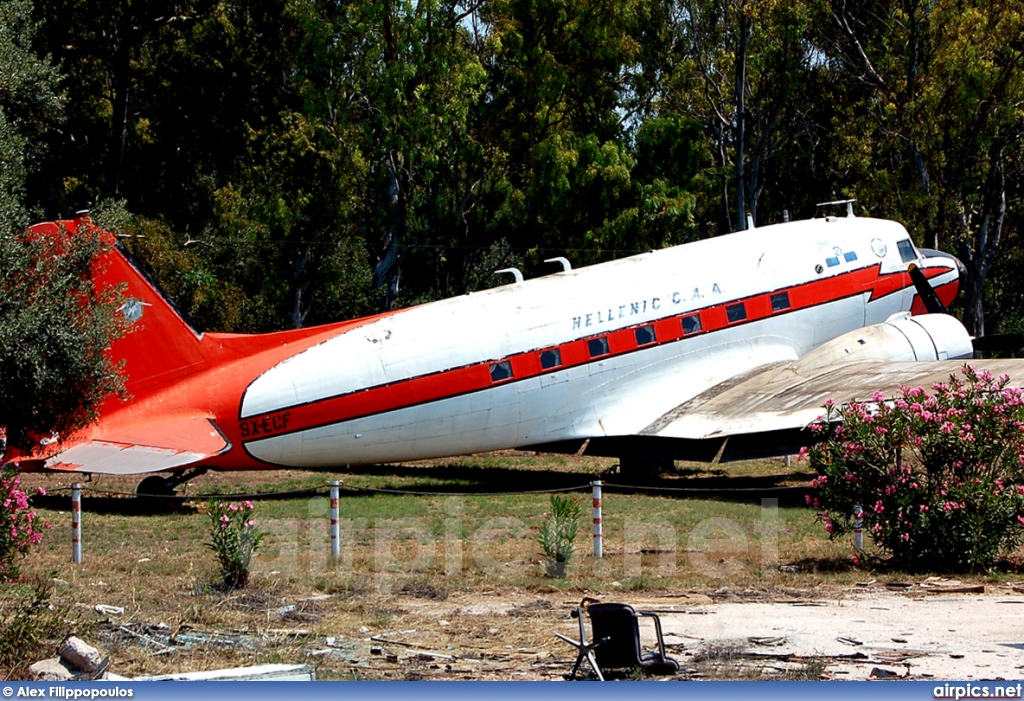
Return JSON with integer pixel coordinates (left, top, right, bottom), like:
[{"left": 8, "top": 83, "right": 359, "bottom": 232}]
[
  {"left": 537, "top": 494, "right": 581, "bottom": 576},
  {"left": 205, "top": 500, "right": 264, "bottom": 588},
  {"left": 807, "top": 366, "right": 1024, "bottom": 571}
]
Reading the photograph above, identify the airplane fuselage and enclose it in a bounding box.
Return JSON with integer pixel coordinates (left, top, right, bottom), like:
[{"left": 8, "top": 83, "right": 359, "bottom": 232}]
[
  {"left": 221, "top": 216, "right": 956, "bottom": 468},
  {"left": 20, "top": 213, "right": 961, "bottom": 475}
]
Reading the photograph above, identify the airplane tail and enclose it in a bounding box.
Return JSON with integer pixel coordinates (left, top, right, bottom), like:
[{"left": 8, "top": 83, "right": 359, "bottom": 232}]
[{"left": 29, "top": 213, "right": 210, "bottom": 400}]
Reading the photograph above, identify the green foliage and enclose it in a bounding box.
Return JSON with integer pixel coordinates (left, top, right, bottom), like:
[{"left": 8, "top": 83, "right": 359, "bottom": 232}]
[
  {"left": 0, "top": 576, "right": 68, "bottom": 678},
  {"left": 0, "top": 221, "right": 128, "bottom": 452},
  {"left": 536, "top": 494, "right": 581, "bottom": 575},
  {"left": 206, "top": 500, "right": 265, "bottom": 589},
  {"left": 0, "top": 0, "right": 125, "bottom": 454},
  {"left": 9, "top": 0, "right": 1024, "bottom": 340},
  {"left": 808, "top": 366, "right": 1024, "bottom": 571}
]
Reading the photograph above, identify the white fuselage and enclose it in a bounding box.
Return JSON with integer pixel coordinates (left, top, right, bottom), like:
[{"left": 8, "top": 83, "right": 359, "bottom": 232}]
[{"left": 237, "top": 216, "right": 951, "bottom": 467}]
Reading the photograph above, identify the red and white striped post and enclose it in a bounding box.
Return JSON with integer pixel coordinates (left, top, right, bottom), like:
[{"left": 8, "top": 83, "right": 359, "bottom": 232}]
[
  {"left": 71, "top": 483, "right": 82, "bottom": 565},
  {"left": 852, "top": 504, "right": 864, "bottom": 553},
  {"left": 592, "top": 480, "right": 603, "bottom": 558},
  {"left": 329, "top": 481, "right": 340, "bottom": 561}
]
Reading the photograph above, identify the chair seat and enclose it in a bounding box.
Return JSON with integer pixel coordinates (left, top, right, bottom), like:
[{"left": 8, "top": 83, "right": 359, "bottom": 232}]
[
  {"left": 557, "top": 599, "right": 680, "bottom": 680},
  {"left": 639, "top": 652, "right": 680, "bottom": 675}
]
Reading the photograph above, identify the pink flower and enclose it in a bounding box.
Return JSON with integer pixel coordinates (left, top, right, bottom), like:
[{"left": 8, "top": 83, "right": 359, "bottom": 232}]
[
  {"left": 243, "top": 501, "right": 254, "bottom": 509},
  {"left": 35, "top": 487, "right": 46, "bottom": 496},
  {"left": 873, "top": 500, "right": 885, "bottom": 514}
]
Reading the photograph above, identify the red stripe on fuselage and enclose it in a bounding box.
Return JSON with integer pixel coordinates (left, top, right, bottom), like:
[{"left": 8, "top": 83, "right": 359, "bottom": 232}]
[{"left": 239, "top": 262, "right": 949, "bottom": 449}]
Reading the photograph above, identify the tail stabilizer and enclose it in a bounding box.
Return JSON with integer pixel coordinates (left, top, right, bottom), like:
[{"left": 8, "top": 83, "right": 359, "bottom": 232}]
[{"left": 28, "top": 214, "right": 209, "bottom": 400}]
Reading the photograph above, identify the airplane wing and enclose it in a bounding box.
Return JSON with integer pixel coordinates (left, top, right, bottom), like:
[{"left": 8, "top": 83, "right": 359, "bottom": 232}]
[
  {"left": 41, "top": 414, "right": 230, "bottom": 474},
  {"left": 642, "top": 358, "right": 1024, "bottom": 443}
]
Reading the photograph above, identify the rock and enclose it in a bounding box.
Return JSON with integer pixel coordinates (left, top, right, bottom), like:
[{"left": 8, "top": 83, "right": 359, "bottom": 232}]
[
  {"left": 29, "top": 658, "right": 77, "bottom": 681},
  {"left": 60, "top": 636, "right": 109, "bottom": 675}
]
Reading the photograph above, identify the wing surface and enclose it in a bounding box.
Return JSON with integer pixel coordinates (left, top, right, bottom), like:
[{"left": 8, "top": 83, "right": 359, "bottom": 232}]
[
  {"left": 643, "top": 359, "right": 1024, "bottom": 441},
  {"left": 41, "top": 414, "right": 229, "bottom": 474}
]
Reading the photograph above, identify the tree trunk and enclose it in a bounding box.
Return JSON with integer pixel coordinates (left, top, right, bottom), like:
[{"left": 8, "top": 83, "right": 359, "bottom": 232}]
[{"left": 734, "top": 10, "right": 751, "bottom": 230}]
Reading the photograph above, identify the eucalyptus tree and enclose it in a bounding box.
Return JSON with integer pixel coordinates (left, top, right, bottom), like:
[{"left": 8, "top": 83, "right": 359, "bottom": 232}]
[{"left": 819, "top": 0, "right": 1024, "bottom": 336}]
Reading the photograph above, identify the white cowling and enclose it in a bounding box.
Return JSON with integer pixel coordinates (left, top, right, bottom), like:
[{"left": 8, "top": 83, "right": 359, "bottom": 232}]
[{"left": 795, "top": 313, "right": 973, "bottom": 373}]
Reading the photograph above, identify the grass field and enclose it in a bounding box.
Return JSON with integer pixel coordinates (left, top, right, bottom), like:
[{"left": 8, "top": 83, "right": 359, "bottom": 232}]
[{"left": 3, "top": 452, "right": 1009, "bottom": 680}]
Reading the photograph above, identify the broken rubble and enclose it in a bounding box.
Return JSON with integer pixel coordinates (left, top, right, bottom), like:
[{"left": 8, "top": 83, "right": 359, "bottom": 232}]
[{"left": 60, "top": 635, "right": 108, "bottom": 675}]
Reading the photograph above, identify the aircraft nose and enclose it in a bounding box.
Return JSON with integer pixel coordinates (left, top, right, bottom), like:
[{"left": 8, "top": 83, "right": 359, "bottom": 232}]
[
  {"left": 918, "top": 248, "right": 963, "bottom": 307},
  {"left": 920, "top": 248, "right": 965, "bottom": 277}
]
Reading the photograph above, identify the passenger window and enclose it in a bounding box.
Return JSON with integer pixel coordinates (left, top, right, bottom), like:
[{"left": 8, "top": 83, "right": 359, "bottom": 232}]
[
  {"left": 843, "top": 251, "right": 858, "bottom": 262},
  {"left": 489, "top": 360, "right": 512, "bottom": 382},
  {"left": 588, "top": 337, "right": 610, "bottom": 357},
  {"left": 897, "top": 239, "right": 917, "bottom": 263},
  {"left": 770, "top": 292, "right": 790, "bottom": 312},
  {"left": 539, "top": 349, "right": 562, "bottom": 369},
  {"left": 681, "top": 314, "right": 702, "bottom": 335},
  {"left": 726, "top": 303, "right": 747, "bottom": 323},
  {"left": 634, "top": 325, "right": 656, "bottom": 346}
]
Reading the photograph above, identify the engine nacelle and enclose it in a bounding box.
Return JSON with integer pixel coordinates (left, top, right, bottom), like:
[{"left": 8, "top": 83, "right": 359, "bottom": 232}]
[{"left": 795, "top": 313, "right": 973, "bottom": 373}]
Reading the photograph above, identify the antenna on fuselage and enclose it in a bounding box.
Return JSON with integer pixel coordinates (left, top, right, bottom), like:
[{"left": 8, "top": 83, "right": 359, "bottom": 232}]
[
  {"left": 544, "top": 257, "right": 571, "bottom": 272},
  {"left": 494, "top": 268, "right": 524, "bottom": 284},
  {"left": 815, "top": 198, "right": 857, "bottom": 218}
]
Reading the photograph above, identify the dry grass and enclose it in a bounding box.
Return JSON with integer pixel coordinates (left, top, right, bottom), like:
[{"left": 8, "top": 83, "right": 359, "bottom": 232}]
[{"left": 3, "top": 452, "right": 990, "bottom": 680}]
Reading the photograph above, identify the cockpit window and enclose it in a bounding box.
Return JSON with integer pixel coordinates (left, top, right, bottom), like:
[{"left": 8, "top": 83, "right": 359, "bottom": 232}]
[{"left": 897, "top": 239, "right": 917, "bottom": 263}]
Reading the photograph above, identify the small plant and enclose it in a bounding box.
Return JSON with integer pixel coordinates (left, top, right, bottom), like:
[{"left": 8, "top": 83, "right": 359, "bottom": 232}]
[
  {"left": 0, "top": 464, "right": 50, "bottom": 582},
  {"left": 807, "top": 366, "right": 1024, "bottom": 571},
  {"left": 0, "top": 575, "right": 69, "bottom": 678},
  {"left": 537, "top": 494, "right": 581, "bottom": 577},
  {"left": 205, "top": 500, "right": 264, "bottom": 588}
]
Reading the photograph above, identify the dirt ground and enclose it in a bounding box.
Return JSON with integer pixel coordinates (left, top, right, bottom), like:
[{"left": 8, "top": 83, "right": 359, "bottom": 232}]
[{"left": 86, "top": 582, "right": 1024, "bottom": 681}]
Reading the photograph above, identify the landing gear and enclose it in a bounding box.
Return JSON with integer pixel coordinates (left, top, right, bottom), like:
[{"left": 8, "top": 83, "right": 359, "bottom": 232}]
[
  {"left": 136, "top": 475, "right": 175, "bottom": 496},
  {"left": 135, "top": 467, "right": 209, "bottom": 496},
  {"left": 617, "top": 455, "right": 675, "bottom": 478}
]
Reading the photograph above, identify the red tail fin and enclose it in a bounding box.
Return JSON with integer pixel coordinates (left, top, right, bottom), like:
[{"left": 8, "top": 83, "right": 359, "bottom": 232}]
[{"left": 29, "top": 214, "right": 208, "bottom": 400}]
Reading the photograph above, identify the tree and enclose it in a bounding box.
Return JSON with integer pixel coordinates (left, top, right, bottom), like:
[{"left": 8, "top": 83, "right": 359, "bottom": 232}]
[
  {"left": 819, "top": 0, "right": 1024, "bottom": 336},
  {"left": 675, "top": 0, "right": 815, "bottom": 231},
  {"left": 0, "top": 0, "right": 126, "bottom": 455}
]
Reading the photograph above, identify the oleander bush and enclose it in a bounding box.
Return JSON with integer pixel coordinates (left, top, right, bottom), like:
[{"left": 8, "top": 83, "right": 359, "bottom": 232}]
[
  {"left": 807, "top": 366, "right": 1024, "bottom": 571},
  {"left": 0, "top": 464, "right": 49, "bottom": 581},
  {"left": 206, "top": 500, "right": 265, "bottom": 588}
]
